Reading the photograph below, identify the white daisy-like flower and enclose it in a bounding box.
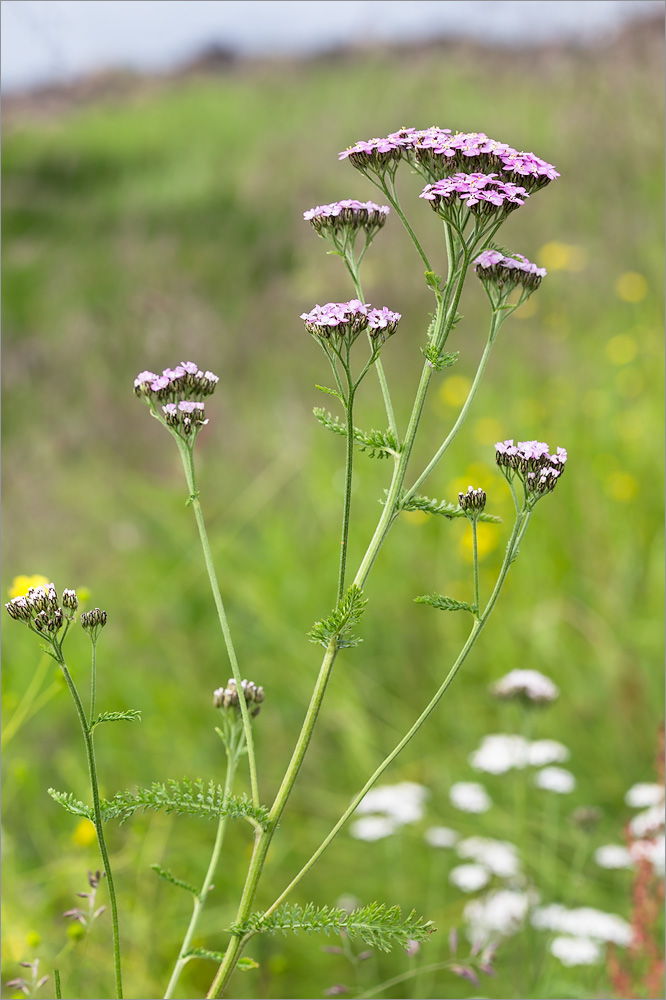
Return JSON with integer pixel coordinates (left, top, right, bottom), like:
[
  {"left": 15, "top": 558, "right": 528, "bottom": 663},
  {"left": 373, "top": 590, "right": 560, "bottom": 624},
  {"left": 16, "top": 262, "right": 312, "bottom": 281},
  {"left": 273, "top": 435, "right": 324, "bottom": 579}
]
[
  {"left": 594, "top": 844, "right": 634, "bottom": 870},
  {"left": 491, "top": 669, "right": 559, "bottom": 703},
  {"left": 550, "top": 936, "right": 601, "bottom": 967},
  {"left": 449, "top": 863, "right": 490, "bottom": 893},
  {"left": 456, "top": 837, "right": 521, "bottom": 878},
  {"left": 531, "top": 904, "right": 632, "bottom": 945},
  {"left": 625, "top": 783, "right": 664, "bottom": 809},
  {"left": 449, "top": 781, "right": 492, "bottom": 813},
  {"left": 349, "top": 816, "right": 397, "bottom": 841},
  {"left": 424, "top": 826, "right": 458, "bottom": 848},
  {"left": 355, "top": 782, "right": 429, "bottom": 825},
  {"left": 533, "top": 766, "right": 576, "bottom": 794},
  {"left": 468, "top": 734, "right": 531, "bottom": 774},
  {"left": 463, "top": 889, "right": 533, "bottom": 943},
  {"left": 527, "top": 739, "right": 570, "bottom": 767}
]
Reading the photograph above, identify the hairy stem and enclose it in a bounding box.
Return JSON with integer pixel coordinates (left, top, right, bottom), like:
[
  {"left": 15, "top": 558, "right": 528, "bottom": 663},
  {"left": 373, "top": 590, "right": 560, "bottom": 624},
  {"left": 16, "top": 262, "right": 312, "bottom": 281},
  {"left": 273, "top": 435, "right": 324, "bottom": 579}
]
[
  {"left": 57, "top": 654, "right": 123, "bottom": 999},
  {"left": 176, "top": 439, "right": 260, "bottom": 809}
]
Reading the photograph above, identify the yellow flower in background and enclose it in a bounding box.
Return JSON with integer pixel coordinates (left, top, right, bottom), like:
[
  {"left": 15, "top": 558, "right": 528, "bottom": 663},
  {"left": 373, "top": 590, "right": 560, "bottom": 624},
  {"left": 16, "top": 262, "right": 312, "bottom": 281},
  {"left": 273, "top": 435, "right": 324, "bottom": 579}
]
[
  {"left": 606, "top": 335, "right": 638, "bottom": 365},
  {"left": 474, "top": 417, "right": 504, "bottom": 445},
  {"left": 605, "top": 471, "right": 639, "bottom": 502},
  {"left": 25, "top": 932, "right": 40, "bottom": 949},
  {"left": 459, "top": 522, "right": 501, "bottom": 563},
  {"left": 615, "top": 272, "right": 647, "bottom": 303},
  {"left": 440, "top": 374, "right": 471, "bottom": 408},
  {"left": 538, "top": 242, "right": 588, "bottom": 272},
  {"left": 8, "top": 575, "right": 49, "bottom": 599},
  {"left": 72, "top": 819, "right": 97, "bottom": 847}
]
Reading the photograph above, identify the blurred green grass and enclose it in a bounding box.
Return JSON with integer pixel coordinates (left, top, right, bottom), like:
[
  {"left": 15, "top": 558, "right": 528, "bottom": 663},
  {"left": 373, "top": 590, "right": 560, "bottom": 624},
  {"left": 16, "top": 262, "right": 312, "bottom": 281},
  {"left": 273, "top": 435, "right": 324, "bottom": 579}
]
[{"left": 2, "top": 22, "right": 664, "bottom": 1000}]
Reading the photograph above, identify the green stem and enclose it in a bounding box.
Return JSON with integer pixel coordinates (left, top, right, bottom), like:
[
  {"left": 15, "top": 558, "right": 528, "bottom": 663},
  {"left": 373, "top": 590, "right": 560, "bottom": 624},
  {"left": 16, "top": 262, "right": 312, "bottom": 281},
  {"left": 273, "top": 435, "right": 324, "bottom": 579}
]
[
  {"left": 89, "top": 639, "right": 97, "bottom": 724},
  {"left": 343, "top": 250, "right": 399, "bottom": 442},
  {"left": 383, "top": 175, "right": 433, "bottom": 274},
  {"left": 338, "top": 377, "right": 356, "bottom": 603},
  {"left": 176, "top": 439, "right": 260, "bottom": 810},
  {"left": 54, "top": 969, "right": 62, "bottom": 1000},
  {"left": 164, "top": 746, "right": 240, "bottom": 999},
  {"left": 472, "top": 517, "right": 480, "bottom": 615},
  {"left": 57, "top": 654, "right": 123, "bottom": 999},
  {"left": 405, "top": 311, "right": 501, "bottom": 500},
  {"left": 261, "top": 508, "right": 530, "bottom": 919}
]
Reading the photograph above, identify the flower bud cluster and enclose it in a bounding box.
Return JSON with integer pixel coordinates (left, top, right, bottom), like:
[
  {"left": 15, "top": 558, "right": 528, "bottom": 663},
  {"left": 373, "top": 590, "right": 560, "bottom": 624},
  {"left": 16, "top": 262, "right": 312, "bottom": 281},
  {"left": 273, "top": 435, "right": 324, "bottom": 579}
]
[
  {"left": 80, "top": 608, "right": 108, "bottom": 632},
  {"left": 495, "top": 439, "right": 567, "bottom": 498},
  {"left": 474, "top": 250, "right": 546, "bottom": 299},
  {"left": 134, "top": 362, "right": 219, "bottom": 441},
  {"left": 213, "top": 678, "right": 264, "bottom": 717},
  {"left": 420, "top": 173, "right": 528, "bottom": 222},
  {"left": 339, "top": 127, "right": 559, "bottom": 192},
  {"left": 304, "top": 200, "right": 389, "bottom": 237},
  {"left": 458, "top": 486, "right": 487, "bottom": 513},
  {"left": 301, "top": 299, "right": 401, "bottom": 347},
  {"left": 5, "top": 583, "right": 78, "bottom": 634}
]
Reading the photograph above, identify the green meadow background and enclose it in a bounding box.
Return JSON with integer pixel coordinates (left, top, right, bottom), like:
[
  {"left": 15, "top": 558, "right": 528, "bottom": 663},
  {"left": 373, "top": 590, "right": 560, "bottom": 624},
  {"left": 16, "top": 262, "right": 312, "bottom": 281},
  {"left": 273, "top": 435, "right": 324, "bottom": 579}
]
[{"left": 2, "top": 19, "right": 664, "bottom": 1000}]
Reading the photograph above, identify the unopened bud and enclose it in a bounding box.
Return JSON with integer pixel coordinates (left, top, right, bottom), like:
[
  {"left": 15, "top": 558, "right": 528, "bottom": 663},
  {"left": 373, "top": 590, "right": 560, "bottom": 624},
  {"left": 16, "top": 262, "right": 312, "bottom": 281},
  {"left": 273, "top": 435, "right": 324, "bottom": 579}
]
[
  {"left": 458, "top": 486, "right": 486, "bottom": 513},
  {"left": 62, "top": 589, "right": 79, "bottom": 611}
]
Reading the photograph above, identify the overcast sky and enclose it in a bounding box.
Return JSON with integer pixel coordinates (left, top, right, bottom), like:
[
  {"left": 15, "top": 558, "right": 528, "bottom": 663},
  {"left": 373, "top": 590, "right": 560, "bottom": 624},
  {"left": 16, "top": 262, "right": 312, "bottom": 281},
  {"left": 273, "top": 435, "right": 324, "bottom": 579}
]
[{"left": 2, "top": 0, "right": 663, "bottom": 92}]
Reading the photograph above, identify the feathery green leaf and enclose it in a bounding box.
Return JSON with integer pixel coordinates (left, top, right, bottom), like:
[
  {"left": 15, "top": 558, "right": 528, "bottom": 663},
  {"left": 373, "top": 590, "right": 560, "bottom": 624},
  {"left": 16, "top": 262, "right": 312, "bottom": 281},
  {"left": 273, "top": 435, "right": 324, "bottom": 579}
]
[
  {"left": 313, "top": 408, "right": 400, "bottom": 459},
  {"left": 308, "top": 585, "right": 367, "bottom": 648},
  {"left": 234, "top": 902, "right": 435, "bottom": 953},
  {"left": 90, "top": 709, "right": 142, "bottom": 730},
  {"left": 151, "top": 864, "right": 199, "bottom": 897},
  {"left": 414, "top": 594, "right": 476, "bottom": 613},
  {"left": 422, "top": 345, "right": 460, "bottom": 371}
]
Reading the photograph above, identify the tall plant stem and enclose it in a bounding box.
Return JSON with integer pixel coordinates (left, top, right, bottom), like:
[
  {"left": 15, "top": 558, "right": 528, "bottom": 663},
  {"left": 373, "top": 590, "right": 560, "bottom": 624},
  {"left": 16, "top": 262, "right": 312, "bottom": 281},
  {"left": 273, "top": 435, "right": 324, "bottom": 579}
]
[
  {"left": 164, "top": 748, "right": 239, "bottom": 999},
  {"left": 90, "top": 639, "right": 98, "bottom": 722},
  {"left": 472, "top": 517, "right": 480, "bottom": 614},
  {"left": 207, "top": 261, "right": 475, "bottom": 998},
  {"left": 405, "top": 311, "right": 501, "bottom": 500},
  {"left": 343, "top": 251, "right": 398, "bottom": 441},
  {"left": 57, "top": 655, "right": 123, "bottom": 999},
  {"left": 337, "top": 377, "right": 356, "bottom": 602},
  {"left": 260, "top": 508, "right": 530, "bottom": 920},
  {"left": 176, "top": 440, "right": 260, "bottom": 809}
]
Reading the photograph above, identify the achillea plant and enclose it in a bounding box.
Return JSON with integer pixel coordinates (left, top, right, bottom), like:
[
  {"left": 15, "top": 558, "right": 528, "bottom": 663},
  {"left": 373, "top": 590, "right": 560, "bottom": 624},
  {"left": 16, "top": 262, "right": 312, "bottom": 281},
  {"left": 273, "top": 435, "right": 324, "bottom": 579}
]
[{"left": 7, "top": 126, "right": 572, "bottom": 999}]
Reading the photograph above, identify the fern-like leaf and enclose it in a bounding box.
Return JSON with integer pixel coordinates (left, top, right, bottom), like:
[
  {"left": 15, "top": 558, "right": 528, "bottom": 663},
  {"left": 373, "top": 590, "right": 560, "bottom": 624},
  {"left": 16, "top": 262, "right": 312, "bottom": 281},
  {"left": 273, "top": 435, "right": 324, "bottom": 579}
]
[
  {"left": 399, "top": 494, "right": 501, "bottom": 524},
  {"left": 90, "top": 709, "right": 142, "bottom": 730},
  {"left": 48, "top": 789, "right": 93, "bottom": 820},
  {"left": 308, "top": 585, "right": 367, "bottom": 648},
  {"left": 151, "top": 864, "right": 199, "bottom": 897},
  {"left": 313, "top": 409, "right": 400, "bottom": 459},
  {"left": 234, "top": 902, "right": 435, "bottom": 953},
  {"left": 414, "top": 594, "right": 476, "bottom": 614},
  {"left": 315, "top": 384, "right": 343, "bottom": 401}
]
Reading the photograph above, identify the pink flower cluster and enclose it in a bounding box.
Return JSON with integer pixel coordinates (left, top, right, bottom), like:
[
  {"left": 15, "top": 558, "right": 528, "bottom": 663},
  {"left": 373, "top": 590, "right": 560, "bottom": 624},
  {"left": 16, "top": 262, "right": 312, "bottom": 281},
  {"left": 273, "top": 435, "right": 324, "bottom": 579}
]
[
  {"left": 420, "top": 173, "right": 528, "bottom": 218},
  {"left": 134, "top": 362, "right": 219, "bottom": 439},
  {"left": 474, "top": 250, "right": 547, "bottom": 291},
  {"left": 340, "top": 127, "right": 559, "bottom": 191},
  {"left": 303, "top": 200, "right": 389, "bottom": 234},
  {"left": 301, "top": 299, "right": 401, "bottom": 343},
  {"left": 495, "top": 439, "right": 567, "bottom": 496}
]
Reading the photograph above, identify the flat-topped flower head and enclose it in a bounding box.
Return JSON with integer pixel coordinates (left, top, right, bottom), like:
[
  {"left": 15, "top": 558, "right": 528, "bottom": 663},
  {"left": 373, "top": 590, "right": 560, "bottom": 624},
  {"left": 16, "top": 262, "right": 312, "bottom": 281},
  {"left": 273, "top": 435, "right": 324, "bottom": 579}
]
[
  {"left": 5, "top": 581, "right": 76, "bottom": 636},
  {"left": 304, "top": 199, "right": 390, "bottom": 237},
  {"left": 162, "top": 400, "right": 208, "bottom": 438},
  {"left": 339, "top": 129, "right": 415, "bottom": 175},
  {"left": 420, "top": 173, "right": 528, "bottom": 229},
  {"left": 301, "top": 299, "right": 400, "bottom": 348},
  {"left": 474, "top": 250, "right": 546, "bottom": 305},
  {"left": 134, "top": 363, "right": 219, "bottom": 404},
  {"left": 495, "top": 439, "right": 567, "bottom": 501}
]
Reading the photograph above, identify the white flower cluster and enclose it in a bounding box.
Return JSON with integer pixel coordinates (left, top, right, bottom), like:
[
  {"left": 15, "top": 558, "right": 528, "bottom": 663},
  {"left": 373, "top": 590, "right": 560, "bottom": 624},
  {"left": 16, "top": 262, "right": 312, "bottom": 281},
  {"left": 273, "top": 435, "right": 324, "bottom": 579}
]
[
  {"left": 448, "top": 837, "right": 522, "bottom": 894},
  {"left": 491, "top": 669, "right": 559, "bottom": 704},
  {"left": 349, "top": 782, "right": 429, "bottom": 842},
  {"left": 469, "top": 734, "right": 570, "bottom": 775}
]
